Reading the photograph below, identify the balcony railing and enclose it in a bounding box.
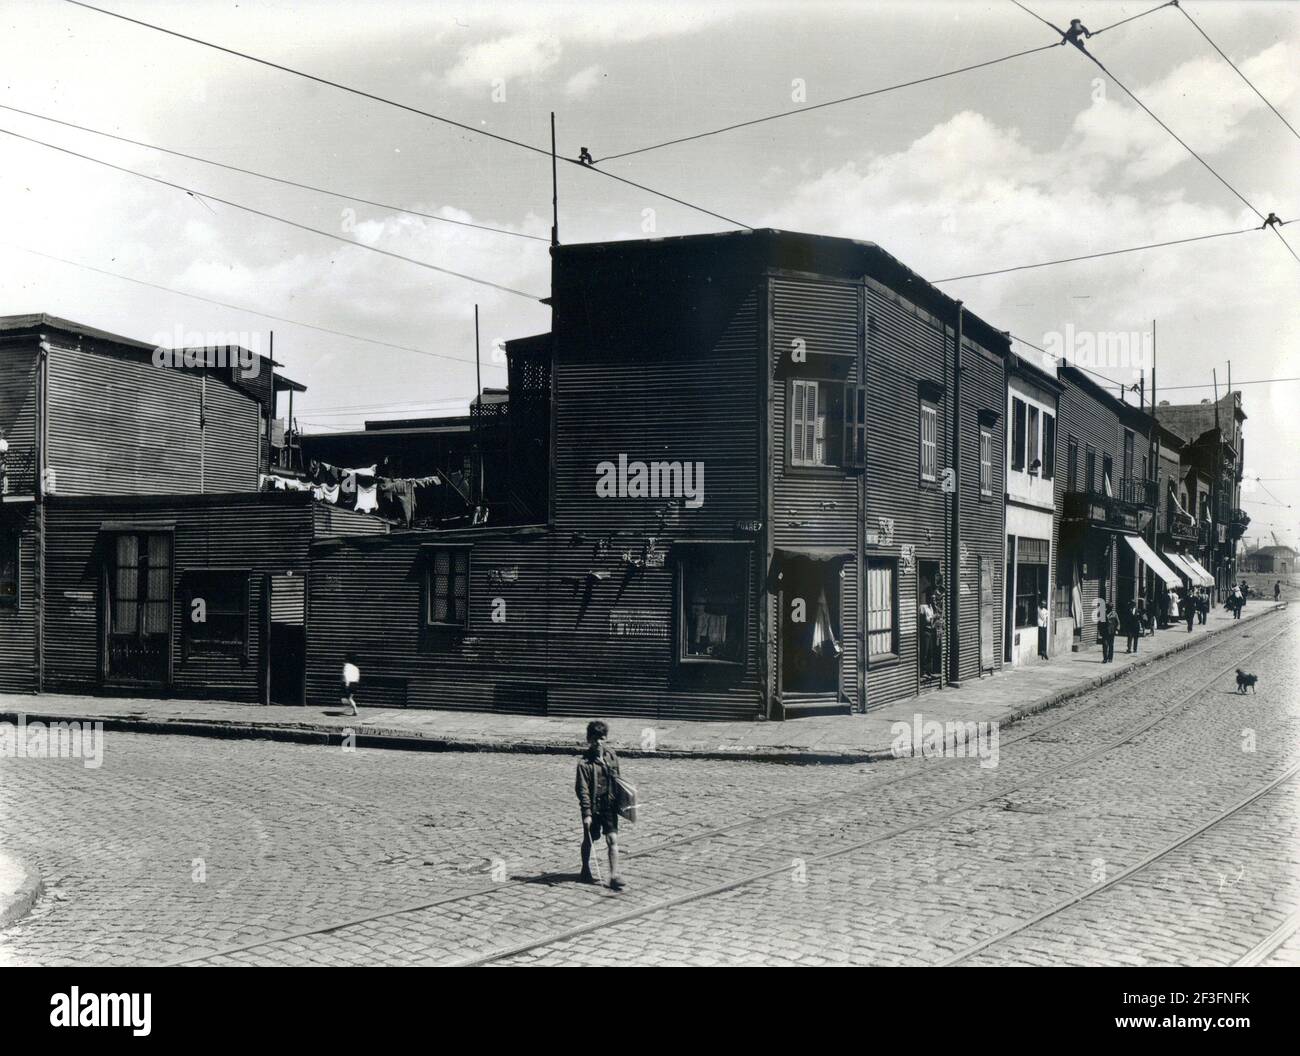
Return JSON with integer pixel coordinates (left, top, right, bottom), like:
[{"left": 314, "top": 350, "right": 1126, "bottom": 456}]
[
  {"left": 0, "top": 444, "right": 36, "bottom": 498},
  {"left": 1229, "top": 507, "right": 1250, "bottom": 539},
  {"left": 1117, "top": 476, "right": 1158, "bottom": 508},
  {"left": 1063, "top": 488, "right": 1140, "bottom": 532}
]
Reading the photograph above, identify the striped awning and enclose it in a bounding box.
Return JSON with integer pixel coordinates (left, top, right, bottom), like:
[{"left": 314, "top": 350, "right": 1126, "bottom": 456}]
[
  {"left": 1181, "top": 555, "right": 1215, "bottom": 586},
  {"left": 1124, "top": 535, "right": 1181, "bottom": 588},
  {"left": 1162, "top": 552, "right": 1198, "bottom": 583}
]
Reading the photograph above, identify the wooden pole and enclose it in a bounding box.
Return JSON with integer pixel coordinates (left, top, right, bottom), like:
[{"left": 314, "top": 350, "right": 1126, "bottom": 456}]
[{"left": 550, "top": 112, "right": 559, "bottom": 247}]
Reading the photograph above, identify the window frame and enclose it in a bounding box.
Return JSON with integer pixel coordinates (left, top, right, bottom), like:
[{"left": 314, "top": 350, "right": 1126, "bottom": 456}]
[
  {"left": 1026, "top": 404, "right": 1040, "bottom": 474},
  {"left": 182, "top": 567, "right": 251, "bottom": 661},
  {"left": 1042, "top": 412, "right": 1056, "bottom": 481},
  {"left": 919, "top": 399, "right": 939, "bottom": 484},
  {"left": 0, "top": 528, "right": 18, "bottom": 608},
  {"left": 1011, "top": 398, "right": 1027, "bottom": 472},
  {"left": 423, "top": 544, "right": 472, "bottom": 631},
  {"left": 1066, "top": 435, "right": 1079, "bottom": 492},
  {"left": 865, "top": 557, "right": 900, "bottom": 663},
  {"left": 979, "top": 426, "right": 993, "bottom": 499},
  {"left": 788, "top": 378, "right": 849, "bottom": 472},
  {"left": 674, "top": 543, "right": 750, "bottom": 668}
]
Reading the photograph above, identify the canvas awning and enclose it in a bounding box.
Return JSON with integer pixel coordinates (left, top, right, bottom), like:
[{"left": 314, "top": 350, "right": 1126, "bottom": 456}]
[
  {"left": 1124, "top": 535, "right": 1181, "bottom": 588},
  {"left": 1161, "top": 552, "right": 1197, "bottom": 583},
  {"left": 1182, "top": 555, "right": 1214, "bottom": 586},
  {"left": 773, "top": 546, "right": 854, "bottom": 563}
]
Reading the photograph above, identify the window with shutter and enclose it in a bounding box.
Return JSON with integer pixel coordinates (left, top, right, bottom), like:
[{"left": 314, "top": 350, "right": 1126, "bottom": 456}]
[
  {"left": 425, "top": 546, "right": 471, "bottom": 628},
  {"left": 979, "top": 428, "right": 993, "bottom": 497},
  {"left": 866, "top": 558, "right": 898, "bottom": 659},
  {"left": 843, "top": 383, "right": 867, "bottom": 468},
  {"left": 919, "top": 401, "right": 938, "bottom": 482}
]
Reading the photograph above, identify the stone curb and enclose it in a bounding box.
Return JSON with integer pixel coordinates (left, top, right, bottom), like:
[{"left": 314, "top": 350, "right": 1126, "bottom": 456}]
[
  {"left": 0, "top": 603, "right": 1283, "bottom": 766},
  {"left": 0, "top": 851, "right": 43, "bottom": 929}
]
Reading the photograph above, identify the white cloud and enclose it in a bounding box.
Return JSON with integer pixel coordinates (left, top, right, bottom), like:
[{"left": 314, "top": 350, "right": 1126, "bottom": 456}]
[{"left": 564, "top": 65, "right": 605, "bottom": 98}]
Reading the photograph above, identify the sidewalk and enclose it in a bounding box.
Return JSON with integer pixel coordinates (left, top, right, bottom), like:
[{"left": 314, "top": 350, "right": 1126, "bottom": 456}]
[
  {"left": 0, "top": 851, "right": 42, "bottom": 929},
  {"left": 0, "top": 602, "right": 1284, "bottom": 764}
]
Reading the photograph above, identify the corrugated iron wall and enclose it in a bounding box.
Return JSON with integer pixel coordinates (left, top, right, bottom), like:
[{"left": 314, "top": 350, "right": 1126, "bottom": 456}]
[
  {"left": 0, "top": 505, "right": 38, "bottom": 691},
  {"left": 1056, "top": 373, "right": 1127, "bottom": 647},
  {"left": 42, "top": 493, "right": 313, "bottom": 700},
  {"left": 44, "top": 340, "right": 260, "bottom": 496}
]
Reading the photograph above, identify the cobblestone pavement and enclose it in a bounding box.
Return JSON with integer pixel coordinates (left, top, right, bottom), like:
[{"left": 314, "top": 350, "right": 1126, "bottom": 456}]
[{"left": 1, "top": 608, "right": 1296, "bottom": 967}]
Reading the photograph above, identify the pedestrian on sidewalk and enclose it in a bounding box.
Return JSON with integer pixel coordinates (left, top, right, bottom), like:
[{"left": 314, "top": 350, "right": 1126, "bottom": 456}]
[
  {"left": 1101, "top": 603, "right": 1118, "bottom": 663},
  {"left": 576, "top": 720, "right": 624, "bottom": 891},
  {"left": 1198, "top": 588, "right": 1208, "bottom": 625},
  {"left": 1037, "top": 596, "right": 1050, "bottom": 659},
  {"left": 1167, "top": 587, "right": 1180, "bottom": 625},
  {"left": 1230, "top": 584, "right": 1243, "bottom": 620},
  {"left": 1184, "top": 591, "right": 1195, "bottom": 633},
  {"left": 341, "top": 654, "right": 360, "bottom": 717},
  {"left": 1275, "top": 580, "right": 1282, "bottom": 602},
  {"left": 1123, "top": 598, "right": 1140, "bottom": 654}
]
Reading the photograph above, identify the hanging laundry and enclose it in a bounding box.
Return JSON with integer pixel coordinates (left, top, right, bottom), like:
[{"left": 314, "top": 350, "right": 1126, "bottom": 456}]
[
  {"left": 355, "top": 479, "right": 379, "bottom": 513},
  {"left": 313, "top": 482, "right": 340, "bottom": 504},
  {"left": 811, "top": 588, "right": 841, "bottom": 658}
]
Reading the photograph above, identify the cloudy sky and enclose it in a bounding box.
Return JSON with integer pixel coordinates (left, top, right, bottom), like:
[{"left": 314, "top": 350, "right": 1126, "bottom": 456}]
[{"left": 1, "top": 0, "right": 1296, "bottom": 543}]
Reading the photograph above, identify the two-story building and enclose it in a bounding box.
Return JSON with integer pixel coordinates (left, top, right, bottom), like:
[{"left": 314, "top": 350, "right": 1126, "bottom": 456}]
[
  {"left": 0, "top": 313, "right": 378, "bottom": 703},
  {"left": 1003, "top": 354, "right": 1062, "bottom": 665},
  {"left": 1054, "top": 366, "right": 1163, "bottom": 649},
  {"left": 304, "top": 229, "right": 1010, "bottom": 720}
]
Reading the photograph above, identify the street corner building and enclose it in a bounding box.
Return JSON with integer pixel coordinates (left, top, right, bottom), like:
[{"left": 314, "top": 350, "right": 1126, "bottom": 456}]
[
  {"left": 0, "top": 233, "right": 1251, "bottom": 723},
  {"left": 299, "top": 230, "right": 1011, "bottom": 720}
]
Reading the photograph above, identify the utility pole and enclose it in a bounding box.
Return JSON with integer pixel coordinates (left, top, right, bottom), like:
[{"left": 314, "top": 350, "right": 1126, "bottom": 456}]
[
  {"left": 550, "top": 112, "right": 559, "bottom": 247},
  {"left": 948, "top": 301, "right": 963, "bottom": 686},
  {"left": 474, "top": 304, "right": 481, "bottom": 399},
  {"left": 1147, "top": 320, "right": 1158, "bottom": 606}
]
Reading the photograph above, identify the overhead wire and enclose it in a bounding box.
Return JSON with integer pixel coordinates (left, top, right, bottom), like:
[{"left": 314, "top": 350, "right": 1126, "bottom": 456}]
[
  {"left": 0, "top": 125, "right": 548, "bottom": 300},
  {"left": 0, "top": 241, "right": 500, "bottom": 369},
  {"left": 61, "top": 0, "right": 751, "bottom": 230},
  {"left": 593, "top": 42, "right": 1061, "bottom": 163},
  {"left": 0, "top": 102, "right": 550, "bottom": 243},
  {"left": 1174, "top": 2, "right": 1300, "bottom": 143}
]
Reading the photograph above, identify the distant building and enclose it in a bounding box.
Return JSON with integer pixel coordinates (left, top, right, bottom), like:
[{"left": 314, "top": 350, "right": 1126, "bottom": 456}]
[{"left": 1241, "top": 544, "right": 1296, "bottom": 575}]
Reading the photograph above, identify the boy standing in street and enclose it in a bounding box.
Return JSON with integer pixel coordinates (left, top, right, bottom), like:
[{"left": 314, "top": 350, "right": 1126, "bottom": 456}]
[{"left": 576, "top": 720, "right": 624, "bottom": 891}]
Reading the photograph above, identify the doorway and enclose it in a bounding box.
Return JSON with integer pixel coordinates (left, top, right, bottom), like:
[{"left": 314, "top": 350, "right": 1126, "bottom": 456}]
[
  {"left": 267, "top": 572, "right": 306, "bottom": 705},
  {"left": 104, "top": 532, "right": 172, "bottom": 684},
  {"left": 779, "top": 557, "right": 842, "bottom": 697},
  {"left": 917, "top": 559, "right": 942, "bottom": 686}
]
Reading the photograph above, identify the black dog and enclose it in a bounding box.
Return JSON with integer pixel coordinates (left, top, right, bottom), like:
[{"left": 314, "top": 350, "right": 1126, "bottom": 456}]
[{"left": 1236, "top": 669, "right": 1258, "bottom": 694}]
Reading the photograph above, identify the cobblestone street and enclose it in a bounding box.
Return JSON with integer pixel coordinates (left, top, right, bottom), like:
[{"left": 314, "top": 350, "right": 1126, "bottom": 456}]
[{"left": 2, "top": 608, "right": 1296, "bottom": 967}]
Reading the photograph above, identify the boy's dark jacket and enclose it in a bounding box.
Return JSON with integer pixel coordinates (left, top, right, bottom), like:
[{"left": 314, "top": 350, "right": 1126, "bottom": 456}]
[{"left": 576, "top": 744, "right": 621, "bottom": 820}]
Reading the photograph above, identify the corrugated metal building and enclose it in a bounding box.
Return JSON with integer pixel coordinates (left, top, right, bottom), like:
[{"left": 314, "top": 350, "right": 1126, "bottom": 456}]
[
  {"left": 0, "top": 314, "right": 333, "bottom": 700},
  {"left": 1055, "top": 366, "right": 1159, "bottom": 649},
  {"left": 303, "top": 230, "right": 1011, "bottom": 720}
]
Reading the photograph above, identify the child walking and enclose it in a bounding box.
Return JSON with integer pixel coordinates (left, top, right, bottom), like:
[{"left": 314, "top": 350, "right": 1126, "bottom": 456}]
[
  {"left": 341, "top": 653, "right": 360, "bottom": 717},
  {"left": 575, "top": 720, "right": 624, "bottom": 891}
]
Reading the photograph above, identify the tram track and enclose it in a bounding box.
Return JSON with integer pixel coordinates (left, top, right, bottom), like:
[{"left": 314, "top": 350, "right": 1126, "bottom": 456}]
[
  {"left": 940, "top": 765, "right": 1300, "bottom": 966},
  {"left": 165, "top": 607, "right": 1294, "bottom": 966},
  {"left": 456, "top": 612, "right": 1297, "bottom": 966}
]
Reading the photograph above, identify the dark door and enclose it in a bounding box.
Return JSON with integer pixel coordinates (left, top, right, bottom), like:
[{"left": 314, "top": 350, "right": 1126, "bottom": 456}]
[
  {"left": 780, "top": 557, "right": 842, "bottom": 696},
  {"left": 106, "top": 532, "right": 172, "bottom": 683},
  {"left": 918, "top": 559, "right": 942, "bottom": 686},
  {"left": 267, "top": 573, "right": 306, "bottom": 705}
]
